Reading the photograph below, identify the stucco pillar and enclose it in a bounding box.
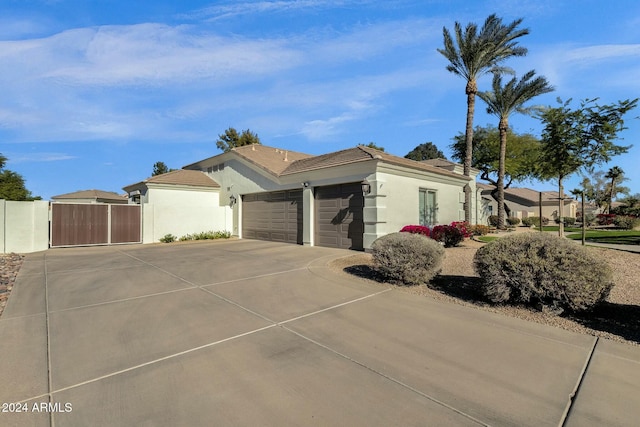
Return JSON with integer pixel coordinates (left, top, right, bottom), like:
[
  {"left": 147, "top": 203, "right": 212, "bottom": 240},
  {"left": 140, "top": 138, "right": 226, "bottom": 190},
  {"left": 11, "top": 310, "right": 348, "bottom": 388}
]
[
  {"left": 363, "top": 178, "right": 386, "bottom": 251},
  {"left": 302, "top": 187, "right": 314, "bottom": 246}
]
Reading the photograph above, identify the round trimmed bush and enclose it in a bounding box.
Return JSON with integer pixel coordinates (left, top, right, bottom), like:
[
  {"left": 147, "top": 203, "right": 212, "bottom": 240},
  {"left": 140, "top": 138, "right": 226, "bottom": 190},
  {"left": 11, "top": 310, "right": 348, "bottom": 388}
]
[
  {"left": 506, "top": 217, "right": 521, "bottom": 226},
  {"left": 474, "top": 233, "right": 614, "bottom": 313},
  {"left": 371, "top": 232, "right": 444, "bottom": 286}
]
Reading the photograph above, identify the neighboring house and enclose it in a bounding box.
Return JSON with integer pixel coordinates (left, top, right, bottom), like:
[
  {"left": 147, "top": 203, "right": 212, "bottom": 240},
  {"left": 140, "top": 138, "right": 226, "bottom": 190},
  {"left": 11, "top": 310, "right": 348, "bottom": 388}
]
[
  {"left": 169, "top": 144, "right": 482, "bottom": 251},
  {"left": 51, "top": 189, "right": 128, "bottom": 204},
  {"left": 479, "top": 184, "right": 578, "bottom": 221},
  {"left": 123, "top": 169, "right": 231, "bottom": 243}
]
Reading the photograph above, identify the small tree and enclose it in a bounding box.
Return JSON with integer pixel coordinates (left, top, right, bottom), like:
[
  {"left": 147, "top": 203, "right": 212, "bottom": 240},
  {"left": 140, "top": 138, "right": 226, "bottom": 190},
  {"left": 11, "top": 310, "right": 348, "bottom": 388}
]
[
  {"left": 604, "top": 166, "right": 627, "bottom": 213},
  {"left": 0, "top": 153, "right": 41, "bottom": 201},
  {"left": 152, "top": 161, "right": 170, "bottom": 176},
  {"left": 451, "top": 125, "right": 543, "bottom": 217},
  {"left": 537, "top": 98, "right": 638, "bottom": 235},
  {"left": 216, "top": 127, "right": 261, "bottom": 152},
  {"left": 404, "top": 142, "right": 446, "bottom": 161},
  {"left": 360, "top": 142, "right": 385, "bottom": 151}
]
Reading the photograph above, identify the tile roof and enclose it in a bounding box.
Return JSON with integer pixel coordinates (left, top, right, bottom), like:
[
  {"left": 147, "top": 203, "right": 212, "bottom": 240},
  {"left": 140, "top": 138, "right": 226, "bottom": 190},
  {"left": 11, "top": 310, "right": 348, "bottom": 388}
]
[
  {"left": 421, "top": 158, "right": 458, "bottom": 168},
  {"left": 52, "top": 189, "right": 127, "bottom": 201},
  {"left": 184, "top": 144, "right": 470, "bottom": 181},
  {"left": 281, "top": 146, "right": 467, "bottom": 180},
  {"left": 126, "top": 170, "right": 220, "bottom": 190},
  {"left": 231, "top": 144, "right": 313, "bottom": 175}
]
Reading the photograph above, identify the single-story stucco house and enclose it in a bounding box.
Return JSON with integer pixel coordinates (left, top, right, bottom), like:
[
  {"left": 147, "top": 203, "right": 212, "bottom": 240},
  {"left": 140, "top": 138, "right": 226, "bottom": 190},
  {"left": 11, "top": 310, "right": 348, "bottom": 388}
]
[
  {"left": 123, "top": 169, "right": 232, "bottom": 243},
  {"left": 478, "top": 184, "right": 578, "bottom": 221},
  {"left": 123, "top": 144, "right": 488, "bottom": 251},
  {"left": 51, "top": 189, "right": 128, "bottom": 204}
]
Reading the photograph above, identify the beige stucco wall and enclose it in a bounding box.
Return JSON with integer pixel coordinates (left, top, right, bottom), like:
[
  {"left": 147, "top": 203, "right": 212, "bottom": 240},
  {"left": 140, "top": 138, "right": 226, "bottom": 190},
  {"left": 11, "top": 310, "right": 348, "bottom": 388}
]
[
  {"left": 482, "top": 195, "right": 577, "bottom": 221},
  {"left": 141, "top": 186, "right": 231, "bottom": 243},
  {"left": 0, "top": 199, "right": 49, "bottom": 253}
]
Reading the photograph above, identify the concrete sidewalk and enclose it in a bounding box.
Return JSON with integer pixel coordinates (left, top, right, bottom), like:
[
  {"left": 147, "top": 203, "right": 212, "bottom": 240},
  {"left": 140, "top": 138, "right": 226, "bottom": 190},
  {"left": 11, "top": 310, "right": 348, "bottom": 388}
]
[{"left": 1, "top": 240, "right": 639, "bottom": 426}]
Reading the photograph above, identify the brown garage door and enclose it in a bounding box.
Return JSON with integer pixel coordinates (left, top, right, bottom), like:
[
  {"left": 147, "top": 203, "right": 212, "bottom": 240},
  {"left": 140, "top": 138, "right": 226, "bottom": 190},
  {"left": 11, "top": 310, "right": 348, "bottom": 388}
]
[
  {"left": 315, "top": 183, "right": 364, "bottom": 250},
  {"left": 242, "top": 190, "right": 302, "bottom": 244}
]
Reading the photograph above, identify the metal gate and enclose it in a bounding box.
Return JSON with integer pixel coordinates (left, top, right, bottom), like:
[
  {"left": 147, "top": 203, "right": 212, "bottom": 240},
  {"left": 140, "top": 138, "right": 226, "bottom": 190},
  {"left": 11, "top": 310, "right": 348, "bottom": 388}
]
[{"left": 50, "top": 203, "right": 141, "bottom": 248}]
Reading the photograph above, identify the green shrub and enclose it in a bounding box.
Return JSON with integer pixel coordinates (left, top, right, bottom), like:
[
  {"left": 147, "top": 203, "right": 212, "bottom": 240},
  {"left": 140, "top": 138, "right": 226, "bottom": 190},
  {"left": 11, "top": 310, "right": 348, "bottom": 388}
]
[
  {"left": 474, "top": 233, "right": 613, "bottom": 313},
  {"left": 469, "top": 224, "right": 490, "bottom": 236},
  {"left": 613, "top": 215, "right": 640, "bottom": 230},
  {"left": 521, "top": 216, "right": 549, "bottom": 227},
  {"left": 506, "top": 217, "right": 521, "bottom": 226},
  {"left": 488, "top": 215, "right": 499, "bottom": 227},
  {"left": 371, "top": 232, "right": 444, "bottom": 286},
  {"left": 159, "top": 234, "right": 176, "bottom": 243},
  {"left": 179, "top": 230, "right": 232, "bottom": 241},
  {"left": 554, "top": 217, "right": 576, "bottom": 226}
]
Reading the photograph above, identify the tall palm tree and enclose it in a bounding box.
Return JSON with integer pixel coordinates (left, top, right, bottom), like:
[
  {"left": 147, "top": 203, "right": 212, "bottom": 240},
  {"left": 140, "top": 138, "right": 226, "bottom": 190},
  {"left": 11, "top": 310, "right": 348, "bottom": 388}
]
[
  {"left": 605, "top": 166, "right": 624, "bottom": 213},
  {"left": 478, "top": 70, "right": 554, "bottom": 229},
  {"left": 438, "top": 14, "right": 529, "bottom": 223}
]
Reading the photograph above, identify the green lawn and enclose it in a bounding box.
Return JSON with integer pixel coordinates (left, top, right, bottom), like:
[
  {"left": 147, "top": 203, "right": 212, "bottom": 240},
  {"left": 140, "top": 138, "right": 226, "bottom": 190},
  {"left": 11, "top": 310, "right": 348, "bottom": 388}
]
[
  {"left": 565, "top": 230, "right": 640, "bottom": 245},
  {"left": 476, "top": 235, "right": 500, "bottom": 243},
  {"left": 541, "top": 226, "right": 583, "bottom": 232}
]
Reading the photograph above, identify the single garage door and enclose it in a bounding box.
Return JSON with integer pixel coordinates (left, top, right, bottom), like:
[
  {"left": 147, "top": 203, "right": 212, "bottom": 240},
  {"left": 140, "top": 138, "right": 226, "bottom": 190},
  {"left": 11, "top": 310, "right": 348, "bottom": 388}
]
[
  {"left": 315, "top": 183, "right": 364, "bottom": 250},
  {"left": 242, "top": 190, "right": 303, "bottom": 244}
]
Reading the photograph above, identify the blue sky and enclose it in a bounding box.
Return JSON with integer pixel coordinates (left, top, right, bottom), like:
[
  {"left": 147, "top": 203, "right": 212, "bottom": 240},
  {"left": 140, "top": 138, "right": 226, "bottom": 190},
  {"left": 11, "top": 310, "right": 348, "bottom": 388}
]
[{"left": 1, "top": 0, "right": 639, "bottom": 200}]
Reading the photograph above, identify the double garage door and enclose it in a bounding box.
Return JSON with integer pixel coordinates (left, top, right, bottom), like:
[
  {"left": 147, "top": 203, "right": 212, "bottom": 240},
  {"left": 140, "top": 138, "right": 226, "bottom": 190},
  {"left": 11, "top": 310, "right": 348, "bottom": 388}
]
[{"left": 242, "top": 183, "right": 364, "bottom": 250}]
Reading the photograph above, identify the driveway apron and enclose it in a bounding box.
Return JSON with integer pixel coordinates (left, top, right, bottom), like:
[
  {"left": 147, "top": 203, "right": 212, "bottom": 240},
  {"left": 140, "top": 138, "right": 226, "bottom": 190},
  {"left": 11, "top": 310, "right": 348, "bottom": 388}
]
[{"left": 1, "top": 239, "right": 639, "bottom": 427}]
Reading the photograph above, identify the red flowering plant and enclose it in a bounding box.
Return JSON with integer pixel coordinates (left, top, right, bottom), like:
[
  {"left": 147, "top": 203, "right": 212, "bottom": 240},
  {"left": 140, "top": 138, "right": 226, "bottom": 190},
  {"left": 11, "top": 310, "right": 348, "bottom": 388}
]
[
  {"left": 450, "top": 221, "right": 471, "bottom": 238},
  {"left": 400, "top": 225, "right": 431, "bottom": 237},
  {"left": 596, "top": 214, "right": 616, "bottom": 225},
  {"left": 430, "top": 225, "right": 465, "bottom": 247}
]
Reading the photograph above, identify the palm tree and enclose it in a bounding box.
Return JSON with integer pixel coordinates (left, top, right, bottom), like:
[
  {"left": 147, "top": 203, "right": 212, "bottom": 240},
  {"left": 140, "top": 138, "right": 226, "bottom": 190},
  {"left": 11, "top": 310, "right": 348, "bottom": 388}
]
[
  {"left": 438, "top": 14, "right": 529, "bottom": 223},
  {"left": 605, "top": 166, "right": 624, "bottom": 213},
  {"left": 478, "top": 70, "right": 554, "bottom": 229}
]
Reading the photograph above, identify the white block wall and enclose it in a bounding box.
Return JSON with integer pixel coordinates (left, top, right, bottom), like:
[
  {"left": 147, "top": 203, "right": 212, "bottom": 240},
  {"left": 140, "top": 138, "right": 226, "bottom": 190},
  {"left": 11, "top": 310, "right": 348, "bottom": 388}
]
[{"left": 0, "top": 200, "right": 49, "bottom": 254}]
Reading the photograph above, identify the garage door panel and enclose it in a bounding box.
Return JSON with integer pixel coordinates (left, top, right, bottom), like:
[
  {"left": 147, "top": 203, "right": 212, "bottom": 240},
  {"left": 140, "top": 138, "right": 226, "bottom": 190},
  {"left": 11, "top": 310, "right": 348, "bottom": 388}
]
[
  {"left": 242, "top": 190, "right": 302, "bottom": 245},
  {"left": 315, "top": 184, "right": 364, "bottom": 251}
]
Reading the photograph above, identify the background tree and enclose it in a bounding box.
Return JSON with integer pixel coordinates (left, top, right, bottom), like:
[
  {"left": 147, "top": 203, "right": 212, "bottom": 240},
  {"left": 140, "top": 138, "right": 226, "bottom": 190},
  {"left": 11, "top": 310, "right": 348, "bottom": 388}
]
[
  {"left": 0, "top": 153, "right": 41, "bottom": 200},
  {"left": 438, "top": 14, "right": 529, "bottom": 222},
  {"left": 451, "top": 125, "right": 542, "bottom": 216},
  {"left": 574, "top": 169, "right": 629, "bottom": 213},
  {"left": 537, "top": 98, "right": 638, "bottom": 235},
  {"left": 477, "top": 70, "right": 553, "bottom": 228},
  {"left": 404, "top": 142, "right": 445, "bottom": 161},
  {"left": 216, "top": 127, "right": 261, "bottom": 152},
  {"left": 360, "top": 142, "right": 385, "bottom": 151},
  {"left": 152, "top": 161, "right": 173, "bottom": 176},
  {"left": 604, "top": 166, "right": 627, "bottom": 213}
]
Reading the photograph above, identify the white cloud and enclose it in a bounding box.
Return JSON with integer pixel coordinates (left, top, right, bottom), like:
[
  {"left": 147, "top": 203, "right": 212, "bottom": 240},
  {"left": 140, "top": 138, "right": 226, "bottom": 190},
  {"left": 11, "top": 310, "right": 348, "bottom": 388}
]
[
  {"left": 185, "top": 0, "right": 377, "bottom": 21},
  {"left": 5, "top": 152, "right": 77, "bottom": 163}
]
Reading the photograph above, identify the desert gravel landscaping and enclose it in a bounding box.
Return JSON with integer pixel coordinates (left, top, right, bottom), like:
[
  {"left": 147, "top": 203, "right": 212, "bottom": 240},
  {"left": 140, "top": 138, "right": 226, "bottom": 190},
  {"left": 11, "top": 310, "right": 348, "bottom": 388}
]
[{"left": 331, "top": 238, "right": 640, "bottom": 347}]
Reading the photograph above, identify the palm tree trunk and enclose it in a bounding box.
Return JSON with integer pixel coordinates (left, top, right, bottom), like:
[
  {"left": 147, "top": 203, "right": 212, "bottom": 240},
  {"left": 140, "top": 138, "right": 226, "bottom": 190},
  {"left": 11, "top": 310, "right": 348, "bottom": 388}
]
[
  {"left": 463, "top": 80, "right": 477, "bottom": 223},
  {"left": 609, "top": 178, "right": 615, "bottom": 214},
  {"left": 497, "top": 118, "right": 508, "bottom": 229}
]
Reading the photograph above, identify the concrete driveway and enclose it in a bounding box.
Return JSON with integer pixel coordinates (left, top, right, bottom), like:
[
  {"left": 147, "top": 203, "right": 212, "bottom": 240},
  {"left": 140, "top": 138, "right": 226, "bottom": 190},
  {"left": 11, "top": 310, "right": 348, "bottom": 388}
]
[{"left": 1, "top": 239, "right": 639, "bottom": 426}]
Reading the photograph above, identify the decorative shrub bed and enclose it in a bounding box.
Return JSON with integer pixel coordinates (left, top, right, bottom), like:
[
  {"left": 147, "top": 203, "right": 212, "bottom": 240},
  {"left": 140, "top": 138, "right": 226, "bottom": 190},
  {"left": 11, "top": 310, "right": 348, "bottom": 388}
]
[
  {"left": 521, "top": 216, "right": 550, "bottom": 227},
  {"left": 371, "top": 232, "right": 444, "bottom": 286},
  {"left": 474, "top": 233, "right": 614, "bottom": 313},
  {"left": 400, "top": 222, "right": 469, "bottom": 247},
  {"left": 613, "top": 215, "right": 640, "bottom": 230},
  {"left": 160, "top": 230, "right": 231, "bottom": 243}
]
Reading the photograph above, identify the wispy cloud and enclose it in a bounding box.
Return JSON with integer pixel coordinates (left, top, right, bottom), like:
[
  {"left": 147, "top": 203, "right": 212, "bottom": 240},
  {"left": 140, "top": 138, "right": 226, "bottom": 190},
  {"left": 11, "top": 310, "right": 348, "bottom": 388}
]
[
  {"left": 185, "top": 0, "right": 376, "bottom": 21},
  {"left": 6, "top": 152, "right": 77, "bottom": 163}
]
